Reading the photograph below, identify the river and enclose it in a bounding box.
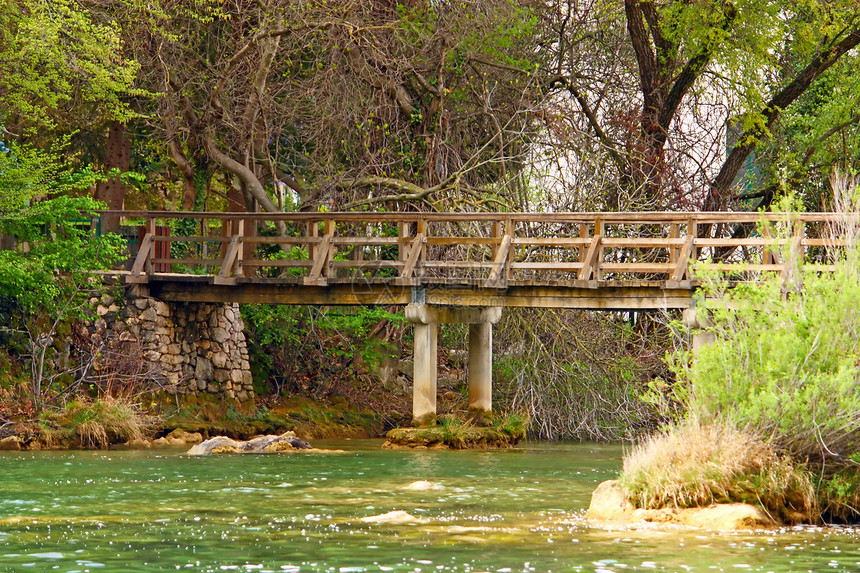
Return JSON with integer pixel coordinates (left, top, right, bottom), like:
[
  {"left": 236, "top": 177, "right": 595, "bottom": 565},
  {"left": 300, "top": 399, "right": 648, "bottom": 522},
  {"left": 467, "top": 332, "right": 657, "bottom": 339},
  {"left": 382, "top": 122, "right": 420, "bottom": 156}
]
[{"left": 0, "top": 441, "right": 858, "bottom": 572}]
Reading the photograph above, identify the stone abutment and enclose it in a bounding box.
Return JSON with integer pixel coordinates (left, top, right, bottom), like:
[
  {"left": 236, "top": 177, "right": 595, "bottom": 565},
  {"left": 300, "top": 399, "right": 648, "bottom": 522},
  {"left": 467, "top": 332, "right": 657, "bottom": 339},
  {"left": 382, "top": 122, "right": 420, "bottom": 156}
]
[{"left": 85, "top": 295, "right": 254, "bottom": 401}]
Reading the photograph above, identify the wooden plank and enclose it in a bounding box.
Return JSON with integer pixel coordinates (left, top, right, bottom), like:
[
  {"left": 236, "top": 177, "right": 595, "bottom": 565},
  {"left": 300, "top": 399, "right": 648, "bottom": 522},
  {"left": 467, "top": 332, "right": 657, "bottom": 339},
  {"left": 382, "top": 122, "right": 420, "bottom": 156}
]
[
  {"left": 695, "top": 263, "right": 784, "bottom": 272},
  {"left": 395, "top": 233, "right": 425, "bottom": 285},
  {"left": 803, "top": 238, "right": 843, "bottom": 247},
  {"left": 601, "top": 263, "right": 674, "bottom": 272},
  {"left": 304, "top": 231, "right": 333, "bottom": 285},
  {"left": 484, "top": 234, "right": 512, "bottom": 287},
  {"left": 151, "top": 235, "right": 231, "bottom": 243},
  {"left": 511, "top": 262, "right": 584, "bottom": 271},
  {"left": 577, "top": 233, "right": 603, "bottom": 280},
  {"left": 330, "top": 237, "right": 400, "bottom": 245},
  {"left": 425, "top": 237, "right": 500, "bottom": 246},
  {"left": 332, "top": 260, "right": 404, "bottom": 269},
  {"left": 242, "top": 260, "right": 312, "bottom": 268},
  {"left": 102, "top": 209, "right": 853, "bottom": 226},
  {"left": 512, "top": 237, "right": 590, "bottom": 246},
  {"left": 600, "top": 238, "right": 686, "bottom": 247},
  {"left": 214, "top": 222, "right": 244, "bottom": 285},
  {"left": 802, "top": 264, "right": 837, "bottom": 272},
  {"left": 695, "top": 238, "right": 786, "bottom": 247},
  {"left": 128, "top": 233, "right": 154, "bottom": 283},
  {"left": 421, "top": 261, "right": 494, "bottom": 269},
  {"left": 244, "top": 236, "right": 322, "bottom": 245},
  {"left": 152, "top": 257, "right": 224, "bottom": 266},
  {"left": 670, "top": 233, "right": 695, "bottom": 281}
]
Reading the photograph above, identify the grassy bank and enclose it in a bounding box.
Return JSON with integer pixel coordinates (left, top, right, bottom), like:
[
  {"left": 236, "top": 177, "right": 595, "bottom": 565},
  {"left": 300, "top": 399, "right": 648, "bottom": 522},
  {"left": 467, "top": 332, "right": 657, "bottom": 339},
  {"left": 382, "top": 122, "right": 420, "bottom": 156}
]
[{"left": 618, "top": 208, "right": 860, "bottom": 523}]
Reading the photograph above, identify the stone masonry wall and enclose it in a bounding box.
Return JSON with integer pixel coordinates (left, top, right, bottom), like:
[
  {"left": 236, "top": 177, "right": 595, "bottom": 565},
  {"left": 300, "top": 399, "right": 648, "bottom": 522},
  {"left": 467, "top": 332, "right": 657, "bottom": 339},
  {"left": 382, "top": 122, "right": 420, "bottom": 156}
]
[{"left": 88, "top": 295, "right": 254, "bottom": 401}]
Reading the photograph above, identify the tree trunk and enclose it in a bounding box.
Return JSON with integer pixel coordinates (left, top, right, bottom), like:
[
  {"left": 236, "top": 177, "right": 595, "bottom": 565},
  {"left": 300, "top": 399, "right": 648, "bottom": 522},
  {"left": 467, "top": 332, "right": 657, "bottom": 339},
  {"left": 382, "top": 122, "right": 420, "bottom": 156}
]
[{"left": 95, "top": 122, "right": 130, "bottom": 233}]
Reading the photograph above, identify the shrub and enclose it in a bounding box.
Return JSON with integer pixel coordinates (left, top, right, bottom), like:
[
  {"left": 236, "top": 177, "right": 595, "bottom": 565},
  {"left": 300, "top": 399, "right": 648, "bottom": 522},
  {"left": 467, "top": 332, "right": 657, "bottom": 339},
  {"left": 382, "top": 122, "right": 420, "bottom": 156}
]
[
  {"left": 494, "top": 308, "right": 669, "bottom": 441},
  {"left": 631, "top": 195, "right": 860, "bottom": 521},
  {"left": 676, "top": 260, "right": 860, "bottom": 466}
]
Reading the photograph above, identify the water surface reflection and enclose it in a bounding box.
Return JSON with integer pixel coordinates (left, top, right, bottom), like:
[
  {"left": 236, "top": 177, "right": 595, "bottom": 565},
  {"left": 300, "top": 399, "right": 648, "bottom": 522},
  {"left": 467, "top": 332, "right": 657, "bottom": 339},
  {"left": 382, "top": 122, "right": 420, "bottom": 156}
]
[{"left": 0, "top": 441, "right": 857, "bottom": 572}]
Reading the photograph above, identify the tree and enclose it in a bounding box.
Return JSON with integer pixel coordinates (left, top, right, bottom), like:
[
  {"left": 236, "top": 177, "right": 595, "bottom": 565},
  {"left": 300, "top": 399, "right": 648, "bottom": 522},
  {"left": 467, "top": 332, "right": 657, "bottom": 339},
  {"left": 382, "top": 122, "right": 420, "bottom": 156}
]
[
  {"left": 120, "top": 0, "right": 544, "bottom": 214},
  {"left": 538, "top": 0, "right": 860, "bottom": 211},
  {"left": 0, "top": 142, "right": 126, "bottom": 412},
  {"left": 0, "top": 0, "right": 138, "bottom": 137}
]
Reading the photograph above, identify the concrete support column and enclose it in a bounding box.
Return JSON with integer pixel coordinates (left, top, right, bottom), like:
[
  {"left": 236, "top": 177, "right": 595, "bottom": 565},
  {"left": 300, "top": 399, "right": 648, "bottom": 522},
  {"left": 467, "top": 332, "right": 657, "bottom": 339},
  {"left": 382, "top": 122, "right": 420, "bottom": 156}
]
[
  {"left": 468, "top": 321, "right": 493, "bottom": 417},
  {"left": 683, "top": 307, "right": 715, "bottom": 355},
  {"left": 411, "top": 321, "right": 438, "bottom": 427},
  {"left": 405, "top": 303, "right": 501, "bottom": 427}
]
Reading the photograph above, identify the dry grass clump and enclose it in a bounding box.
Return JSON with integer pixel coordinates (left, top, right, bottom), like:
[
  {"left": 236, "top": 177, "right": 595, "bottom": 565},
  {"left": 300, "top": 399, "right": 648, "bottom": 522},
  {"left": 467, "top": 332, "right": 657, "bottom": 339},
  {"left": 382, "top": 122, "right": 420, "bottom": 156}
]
[
  {"left": 58, "top": 397, "right": 152, "bottom": 448},
  {"left": 620, "top": 421, "right": 817, "bottom": 523}
]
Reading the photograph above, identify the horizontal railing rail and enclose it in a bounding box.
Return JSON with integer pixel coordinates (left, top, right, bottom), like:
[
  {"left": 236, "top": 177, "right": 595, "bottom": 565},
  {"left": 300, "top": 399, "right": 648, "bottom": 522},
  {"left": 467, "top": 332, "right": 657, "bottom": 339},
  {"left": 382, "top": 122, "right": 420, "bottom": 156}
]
[{"left": 87, "top": 211, "right": 851, "bottom": 289}]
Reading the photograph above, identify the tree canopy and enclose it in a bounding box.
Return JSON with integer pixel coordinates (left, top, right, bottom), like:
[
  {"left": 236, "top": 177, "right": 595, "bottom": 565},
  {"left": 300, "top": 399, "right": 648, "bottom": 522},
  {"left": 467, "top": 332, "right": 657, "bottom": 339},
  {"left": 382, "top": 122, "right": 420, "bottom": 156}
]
[{"left": 1, "top": 0, "right": 858, "bottom": 214}]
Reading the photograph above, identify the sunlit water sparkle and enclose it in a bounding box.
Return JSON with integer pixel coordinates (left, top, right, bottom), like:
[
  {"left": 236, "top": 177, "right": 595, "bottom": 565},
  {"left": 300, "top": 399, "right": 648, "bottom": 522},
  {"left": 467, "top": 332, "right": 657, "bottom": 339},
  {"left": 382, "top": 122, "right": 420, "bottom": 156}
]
[{"left": 0, "top": 441, "right": 858, "bottom": 572}]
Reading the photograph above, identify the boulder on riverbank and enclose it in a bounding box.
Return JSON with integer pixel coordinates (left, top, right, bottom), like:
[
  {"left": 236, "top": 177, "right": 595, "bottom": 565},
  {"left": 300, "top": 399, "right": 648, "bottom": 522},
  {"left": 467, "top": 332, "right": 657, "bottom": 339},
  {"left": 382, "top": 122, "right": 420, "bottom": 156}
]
[
  {"left": 587, "top": 479, "right": 778, "bottom": 530},
  {"left": 186, "top": 431, "right": 324, "bottom": 455}
]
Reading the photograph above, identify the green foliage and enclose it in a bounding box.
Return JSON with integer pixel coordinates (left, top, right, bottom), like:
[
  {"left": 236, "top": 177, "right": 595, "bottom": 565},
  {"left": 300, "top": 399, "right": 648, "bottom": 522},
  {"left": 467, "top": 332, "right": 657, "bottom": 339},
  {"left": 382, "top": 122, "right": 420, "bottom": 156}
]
[
  {"left": 675, "top": 255, "right": 860, "bottom": 463},
  {"left": 0, "top": 143, "right": 126, "bottom": 411},
  {"left": 240, "top": 304, "right": 403, "bottom": 395},
  {"left": 0, "top": 0, "right": 139, "bottom": 133},
  {"left": 0, "top": 196, "right": 125, "bottom": 309},
  {"left": 633, "top": 208, "right": 860, "bottom": 521}
]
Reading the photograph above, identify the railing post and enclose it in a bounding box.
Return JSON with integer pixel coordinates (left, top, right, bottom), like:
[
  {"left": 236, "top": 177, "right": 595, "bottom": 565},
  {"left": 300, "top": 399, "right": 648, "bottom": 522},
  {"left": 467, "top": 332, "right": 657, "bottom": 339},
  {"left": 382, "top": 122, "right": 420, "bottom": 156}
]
[
  {"left": 306, "top": 219, "right": 318, "bottom": 281},
  {"left": 145, "top": 217, "right": 155, "bottom": 275},
  {"left": 762, "top": 222, "right": 775, "bottom": 266},
  {"left": 484, "top": 218, "right": 513, "bottom": 288},
  {"left": 669, "top": 223, "right": 680, "bottom": 266},
  {"left": 325, "top": 219, "right": 335, "bottom": 280},
  {"left": 304, "top": 219, "right": 334, "bottom": 285},
  {"left": 782, "top": 219, "right": 805, "bottom": 292},
  {"left": 398, "top": 221, "right": 411, "bottom": 263},
  {"left": 128, "top": 216, "right": 154, "bottom": 283},
  {"left": 215, "top": 217, "right": 244, "bottom": 286},
  {"left": 505, "top": 218, "right": 514, "bottom": 281},
  {"left": 689, "top": 219, "right": 698, "bottom": 264},
  {"left": 416, "top": 218, "right": 427, "bottom": 279},
  {"left": 577, "top": 217, "right": 603, "bottom": 282},
  {"left": 594, "top": 218, "right": 604, "bottom": 281},
  {"left": 579, "top": 222, "right": 588, "bottom": 263},
  {"left": 235, "top": 218, "right": 245, "bottom": 277}
]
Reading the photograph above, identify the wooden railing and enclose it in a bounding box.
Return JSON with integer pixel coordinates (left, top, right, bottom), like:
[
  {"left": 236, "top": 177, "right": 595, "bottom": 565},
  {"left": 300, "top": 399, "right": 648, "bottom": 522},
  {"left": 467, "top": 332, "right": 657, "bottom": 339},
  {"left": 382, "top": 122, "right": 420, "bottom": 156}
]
[{"left": 117, "top": 211, "right": 849, "bottom": 288}]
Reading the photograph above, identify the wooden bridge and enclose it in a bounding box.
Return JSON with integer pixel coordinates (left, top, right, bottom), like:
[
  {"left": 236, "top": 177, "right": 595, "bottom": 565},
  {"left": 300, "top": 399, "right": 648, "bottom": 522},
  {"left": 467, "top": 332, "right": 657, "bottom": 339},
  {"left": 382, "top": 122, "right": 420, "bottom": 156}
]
[
  {"left": 95, "top": 210, "right": 846, "bottom": 424},
  {"left": 120, "top": 210, "right": 844, "bottom": 310}
]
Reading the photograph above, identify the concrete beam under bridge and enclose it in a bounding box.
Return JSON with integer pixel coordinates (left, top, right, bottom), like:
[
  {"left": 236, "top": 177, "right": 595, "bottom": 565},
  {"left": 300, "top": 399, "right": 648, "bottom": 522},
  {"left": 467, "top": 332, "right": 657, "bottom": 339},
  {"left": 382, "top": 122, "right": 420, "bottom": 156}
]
[
  {"left": 136, "top": 276, "right": 695, "bottom": 311},
  {"left": 405, "top": 304, "right": 502, "bottom": 427}
]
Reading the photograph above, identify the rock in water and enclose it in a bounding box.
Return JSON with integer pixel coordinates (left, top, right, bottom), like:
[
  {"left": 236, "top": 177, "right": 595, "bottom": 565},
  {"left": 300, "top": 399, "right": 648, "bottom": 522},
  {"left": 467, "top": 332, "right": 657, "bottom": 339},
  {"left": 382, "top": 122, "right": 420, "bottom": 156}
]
[
  {"left": 187, "top": 432, "right": 312, "bottom": 455},
  {"left": 586, "top": 479, "right": 778, "bottom": 530},
  {"left": 360, "top": 510, "right": 421, "bottom": 524},
  {"left": 403, "top": 480, "right": 444, "bottom": 491},
  {"left": 587, "top": 480, "right": 635, "bottom": 521}
]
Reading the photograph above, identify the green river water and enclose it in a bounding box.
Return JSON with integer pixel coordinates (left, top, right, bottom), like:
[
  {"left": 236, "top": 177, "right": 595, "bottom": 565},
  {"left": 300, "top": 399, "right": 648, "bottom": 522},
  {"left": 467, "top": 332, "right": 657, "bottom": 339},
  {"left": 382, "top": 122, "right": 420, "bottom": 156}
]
[{"left": 0, "top": 440, "right": 858, "bottom": 572}]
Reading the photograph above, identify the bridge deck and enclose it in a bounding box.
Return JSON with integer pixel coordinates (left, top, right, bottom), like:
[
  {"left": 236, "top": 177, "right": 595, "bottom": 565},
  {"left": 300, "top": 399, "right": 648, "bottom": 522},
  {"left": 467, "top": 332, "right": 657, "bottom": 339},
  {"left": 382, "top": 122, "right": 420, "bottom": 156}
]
[{"left": 114, "top": 210, "right": 845, "bottom": 309}]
